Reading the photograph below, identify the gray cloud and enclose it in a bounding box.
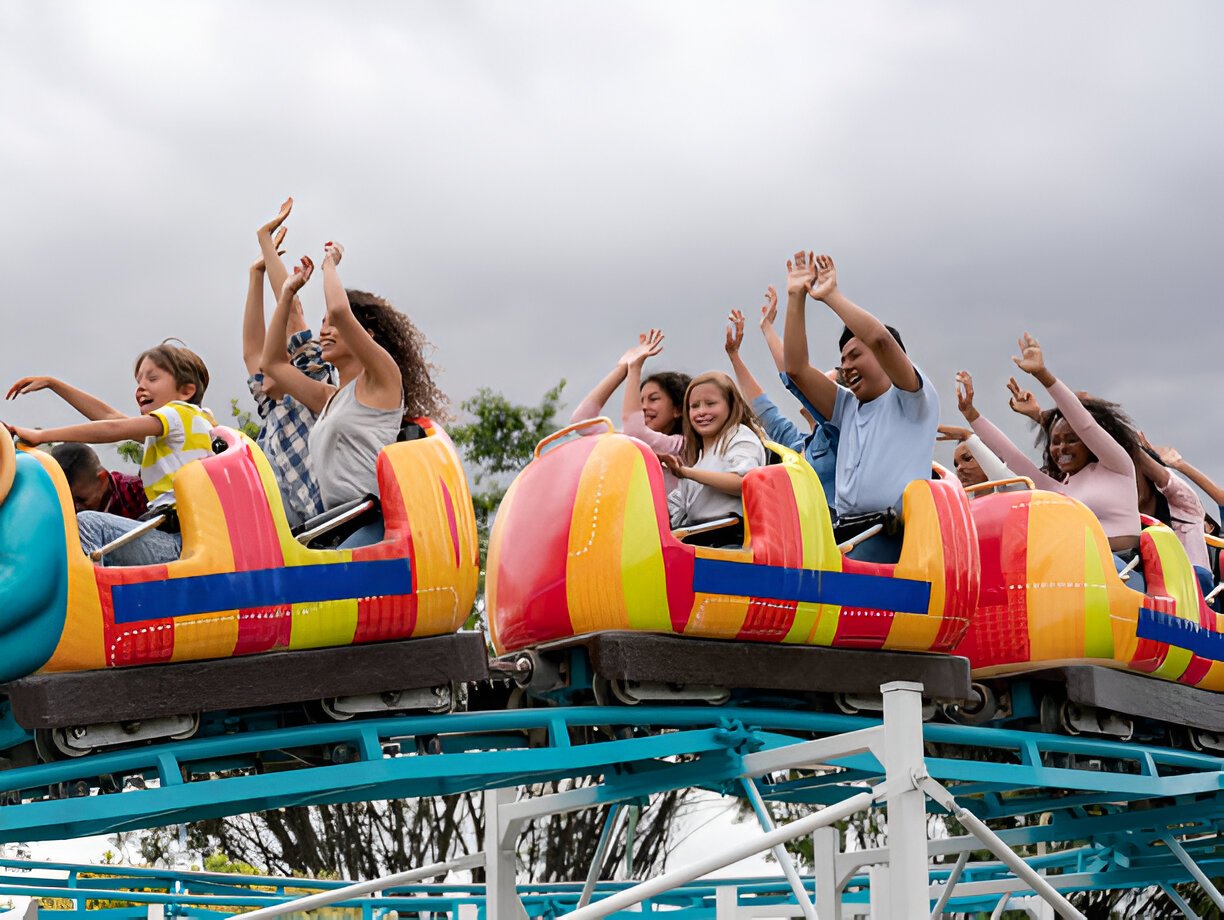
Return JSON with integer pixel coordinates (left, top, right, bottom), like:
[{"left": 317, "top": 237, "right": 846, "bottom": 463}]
[{"left": 3, "top": 1, "right": 1222, "bottom": 502}]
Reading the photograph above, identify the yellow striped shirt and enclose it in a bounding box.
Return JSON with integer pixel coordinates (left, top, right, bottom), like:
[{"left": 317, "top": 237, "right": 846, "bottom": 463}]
[{"left": 140, "top": 401, "right": 217, "bottom": 509}]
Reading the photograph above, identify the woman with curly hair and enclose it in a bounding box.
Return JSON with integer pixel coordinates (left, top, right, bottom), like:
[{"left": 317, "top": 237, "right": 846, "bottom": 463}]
[
  {"left": 263, "top": 242, "right": 446, "bottom": 531},
  {"left": 956, "top": 333, "right": 1144, "bottom": 588}
]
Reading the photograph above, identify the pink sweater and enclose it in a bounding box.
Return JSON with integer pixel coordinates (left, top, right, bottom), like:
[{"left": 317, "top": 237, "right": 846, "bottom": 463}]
[
  {"left": 570, "top": 394, "right": 684, "bottom": 491},
  {"left": 971, "top": 378, "right": 1140, "bottom": 540},
  {"left": 1157, "top": 469, "right": 1209, "bottom": 570}
]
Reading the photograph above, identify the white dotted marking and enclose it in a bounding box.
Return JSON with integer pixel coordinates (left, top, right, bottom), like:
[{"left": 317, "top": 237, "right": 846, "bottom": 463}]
[{"left": 570, "top": 464, "right": 608, "bottom": 558}]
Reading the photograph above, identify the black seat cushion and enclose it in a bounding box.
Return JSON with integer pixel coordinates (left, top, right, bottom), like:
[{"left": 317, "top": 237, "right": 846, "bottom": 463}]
[{"left": 292, "top": 494, "right": 382, "bottom": 548}]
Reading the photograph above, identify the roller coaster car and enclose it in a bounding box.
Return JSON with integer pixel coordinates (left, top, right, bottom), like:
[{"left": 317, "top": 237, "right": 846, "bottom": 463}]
[
  {"left": 486, "top": 421, "right": 977, "bottom": 706},
  {"left": 950, "top": 485, "right": 1224, "bottom": 744},
  {"left": 0, "top": 423, "right": 486, "bottom": 755}
]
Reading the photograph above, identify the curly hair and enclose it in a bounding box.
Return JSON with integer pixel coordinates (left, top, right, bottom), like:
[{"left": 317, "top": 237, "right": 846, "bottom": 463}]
[
  {"left": 1034, "top": 396, "right": 1139, "bottom": 479},
  {"left": 346, "top": 289, "right": 449, "bottom": 422},
  {"left": 642, "top": 371, "right": 692, "bottom": 436}
]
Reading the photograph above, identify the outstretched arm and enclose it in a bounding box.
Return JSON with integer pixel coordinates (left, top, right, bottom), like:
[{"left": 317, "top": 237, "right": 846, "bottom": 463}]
[
  {"left": 756, "top": 286, "right": 786, "bottom": 373},
  {"left": 242, "top": 259, "right": 269, "bottom": 376},
  {"left": 957, "top": 370, "right": 1060, "bottom": 489},
  {"left": 261, "top": 256, "right": 335, "bottom": 415},
  {"left": 725, "top": 310, "right": 764, "bottom": 401},
  {"left": 256, "top": 199, "right": 307, "bottom": 338},
  {"left": 320, "top": 243, "right": 402, "bottom": 410},
  {"left": 1012, "top": 333, "right": 1133, "bottom": 476},
  {"left": 781, "top": 251, "right": 838, "bottom": 419},
  {"left": 808, "top": 254, "right": 920, "bottom": 393},
  {"left": 1154, "top": 445, "right": 1224, "bottom": 506},
  {"left": 10, "top": 414, "right": 162, "bottom": 447},
  {"left": 5, "top": 377, "right": 125, "bottom": 421},
  {"left": 659, "top": 456, "right": 747, "bottom": 497}
]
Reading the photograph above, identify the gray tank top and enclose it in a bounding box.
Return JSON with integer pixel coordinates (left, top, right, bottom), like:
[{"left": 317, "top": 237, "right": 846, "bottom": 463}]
[{"left": 308, "top": 379, "right": 404, "bottom": 510}]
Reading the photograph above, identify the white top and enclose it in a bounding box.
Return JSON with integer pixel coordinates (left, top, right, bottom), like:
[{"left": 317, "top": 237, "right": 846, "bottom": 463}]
[
  {"left": 308, "top": 380, "right": 404, "bottom": 510},
  {"left": 668, "top": 424, "right": 766, "bottom": 528}
]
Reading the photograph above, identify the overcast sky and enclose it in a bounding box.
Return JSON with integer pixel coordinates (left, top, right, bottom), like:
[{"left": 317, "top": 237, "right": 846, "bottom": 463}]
[{"left": 3, "top": 2, "right": 1222, "bottom": 493}]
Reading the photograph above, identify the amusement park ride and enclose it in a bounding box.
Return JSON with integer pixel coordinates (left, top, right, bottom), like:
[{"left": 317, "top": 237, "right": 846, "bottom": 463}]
[{"left": 2, "top": 418, "right": 1224, "bottom": 919}]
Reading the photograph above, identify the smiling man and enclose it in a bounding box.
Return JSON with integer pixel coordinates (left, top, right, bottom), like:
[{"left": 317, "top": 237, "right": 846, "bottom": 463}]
[{"left": 781, "top": 251, "right": 939, "bottom": 547}]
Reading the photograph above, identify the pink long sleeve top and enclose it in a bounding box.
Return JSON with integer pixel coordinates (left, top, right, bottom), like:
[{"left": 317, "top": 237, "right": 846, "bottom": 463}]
[
  {"left": 570, "top": 394, "right": 684, "bottom": 491},
  {"left": 971, "top": 378, "right": 1140, "bottom": 540},
  {"left": 1156, "top": 469, "right": 1209, "bottom": 570}
]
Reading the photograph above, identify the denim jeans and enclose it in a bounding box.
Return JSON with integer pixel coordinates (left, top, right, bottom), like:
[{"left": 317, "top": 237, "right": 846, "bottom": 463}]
[{"left": 77, "top": 510, "right": 182, "bottom": 567}]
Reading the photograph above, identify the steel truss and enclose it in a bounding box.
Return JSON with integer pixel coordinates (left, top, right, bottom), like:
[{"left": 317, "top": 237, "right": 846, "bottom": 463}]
[{"left": 1, "top": 682, "right": 1223, "bottom": 917}]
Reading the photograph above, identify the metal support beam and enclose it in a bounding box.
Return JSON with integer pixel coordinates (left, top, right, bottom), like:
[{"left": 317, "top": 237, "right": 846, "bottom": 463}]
[
  {"left": 485, "top": 787, "right": 527, "bottom": 920},
  {"left": 577, "top": 805, "right": 623, "bottom": 908},
  {"left": 813, "top": 825, "right": 843, "bottom": 920},
  {"left": 919, "top": 777, "right": 1085, "bottom": 920},
  {"left": 233, "top": 853, "right": 485, "bottom": 919},
  {"left": 880, "top": 681, "right": 929, "bottom": 919},
  {"left": 740, "top": 778, "right": 817, "bottom": 920},
  {"left": 1159, "top": 882, "right": 1200, "bottom": 920},
  {"left": 928, "top": 851, "right": 968, "bottom": 918},
  {"left": 558, "top": 789, "right": 879, "bottom": 920},
  {"left": 1161, "top": 835, "right": 1224, "bottom": 913}
]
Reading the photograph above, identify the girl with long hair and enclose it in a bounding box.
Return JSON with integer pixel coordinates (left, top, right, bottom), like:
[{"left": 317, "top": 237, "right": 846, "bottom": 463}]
[{"left": 659, "top": 371, "right": 766, "bottom": 530}]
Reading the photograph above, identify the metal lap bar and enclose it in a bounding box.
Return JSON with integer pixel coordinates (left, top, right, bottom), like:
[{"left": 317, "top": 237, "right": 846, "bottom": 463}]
[
  {"left": 296, "top": 500, "right": 377, "bottom": 545},
  {"left": 671, "top": 516, "right": 740, "bottom": 541},
  {"left": 837, "top": 523, "right": 883, "bottom": 554},
  {"left": 90, "top": 514, "right": 167, "bottom": 562},
  {"left": 1118, "top": 553, "right": 1141, "bottom": 582}
]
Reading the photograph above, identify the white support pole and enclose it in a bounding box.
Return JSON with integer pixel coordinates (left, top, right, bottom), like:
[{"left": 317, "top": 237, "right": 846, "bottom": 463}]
[
  {"left": 919, "top": 778, "right": 1085, "bottom": 920},
  {"left": 233, "top": 853, "right": 486, "bottom": 920},
  {"left": 868, "top": 865, "right": 890, "bottom": 920},
  {"left": 1161, "top": 835, "right": 1224, "bottom": 913},
  {"left": 558, "top": 789, "right": 878, "bottom": 920},
  {"left": 880, "top": 681, "right": 929, "bottom": 920},
  {"left": 716, "top": 885, "right": 740, "bottom": 920},
  {"left": 485, "top": 786, "right": 528, "bottom": 920},
  {"left": 928, "top": 851, "right": 969, "bottom": 919},
  {"left": 740, "top": 778, "right": 818, "bottom": 920},
  {"left": 1159, "top": 882, "right": 1200, "bottom": 920},
  {"left": 577, "top": 805, "right": 624, "bottom": 908},
  {"left": 813, "top": 825, "right": 843, "bottom": 920}
]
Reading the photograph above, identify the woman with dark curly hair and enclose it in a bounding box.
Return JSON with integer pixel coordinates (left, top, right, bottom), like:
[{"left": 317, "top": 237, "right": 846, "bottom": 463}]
[
  {"left": 262, "top": 242, "right": 445, "bottom": 531},
  {"left": 955, "top": 333, "right": 1144, "bottom": 588}
]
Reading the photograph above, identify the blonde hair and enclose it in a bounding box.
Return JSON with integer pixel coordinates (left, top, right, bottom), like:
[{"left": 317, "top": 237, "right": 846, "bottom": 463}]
[{"left": 679, "top": 371, "right": 764, "bottom": 465}]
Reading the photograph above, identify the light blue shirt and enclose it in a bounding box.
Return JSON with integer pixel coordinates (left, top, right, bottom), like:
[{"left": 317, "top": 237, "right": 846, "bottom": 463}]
[
  {"left": 751, "top": 374, "right": 839, "bottom": 508},
  {"left": 830, "top": 365, "right": 939, "bottom": 517}
]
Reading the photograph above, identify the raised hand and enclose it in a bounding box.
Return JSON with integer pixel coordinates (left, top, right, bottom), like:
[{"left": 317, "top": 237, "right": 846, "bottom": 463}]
[
  {"left": 725, "top": 310, "right": 746, "bottom": 356},
  {"left": 786, "top": 250, "right": 817, "bottom": 299},
  {"left": 808, "top": 254, "right": 838, "bottom": 301},
  {"left": 1153, "top": 443, "right": 1184, "bottom": 468},
  {"left": 258, "top": 197, "right": 293, "bottom": 243},
  {"left": 621, "top": 329, "right": 664, "bottom": 367},
  {"left": 323, "top": 241, "right": 344, "bottom": 267},
  {"left": 7, "top": 424, "right": 43, "bottom": 446},
  {"left": 282, "top": 256, "right": 315, "bottom": 298},
  {"left": 1006, "top": 375, "right": 1041, "bottom": 422},
  {"left": 6, "top": 376, "right": 58, "bottom": 401},
  {"left": 758, "top": 286, "right": 778, "bottom": 329},
  {"left": 937, "top": 424, "right": 972, "bottom": 443},
  {"left": 955, "top": 370, "right": 980, "bottom": 423},
  {"left": 1012, "top": 332, "right": 1047, "bottom": 378}
]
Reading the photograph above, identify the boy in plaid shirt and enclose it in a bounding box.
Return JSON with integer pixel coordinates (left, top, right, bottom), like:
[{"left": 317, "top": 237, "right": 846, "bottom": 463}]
[{"left": 243, "top": 199, "right": 335, "bottom": 528}]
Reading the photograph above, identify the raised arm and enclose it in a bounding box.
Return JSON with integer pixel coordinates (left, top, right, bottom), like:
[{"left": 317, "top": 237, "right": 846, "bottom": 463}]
[
  {"left": 242, "top": 258, "right": 269, "bottom": 376},
  {"left": 1013, "top": 333, "right": 1133, "bottom": 476},
  {"left": 257, "top": 199, "right": 307, "bottom": 337},
  {"left": 621, "top": 331, "right": 684, "bottom": 454},
  {"left": 570, "top": 354, "right": 629, "bottom": 424},
  {"left": 261, "top": 256, "right": 335, "bottom": 415},
  {"left": 10, "top": 415, "right": 162, "bottom": 447},
  {"left": 938, "top": 425, "right": 1019, "bottom": 484},
  {"left": 5, "top": 377, "right": 125, "bottom": 421},
  {"left": 320, "top": 243, "right": 402, "bottom": 410},
  {"left": 757, "top": 286, "right": 786, "bottom": 373},
  {"left": 1006, "top": 376, "right": 1044, "bottom": 424},
  {"left": 808, "top": 254, "right": 920, "bottom": 393},
  {"left": 1154, "top": 445, "right": 1224, "bottom": 506},
  {"left": 957, "top": 370, "right": 1060, "bottom": 489},
  {"left": 781, "top": 251, "right": 838, "bottom": 419},
  {"left": 724, "top": 310, "right": 764, "bottom": 401}
]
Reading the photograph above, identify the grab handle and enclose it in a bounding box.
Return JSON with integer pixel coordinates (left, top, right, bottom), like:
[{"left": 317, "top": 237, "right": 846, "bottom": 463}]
[
  {"left": 534, "top": 417, "right": 614, "bottom": 459},
  {"left": 1205, "top": 534, "right": 1224, "bottom": 550},
  {"left": 962, "top": 476, "right": 1035, "bottom": 496}
]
